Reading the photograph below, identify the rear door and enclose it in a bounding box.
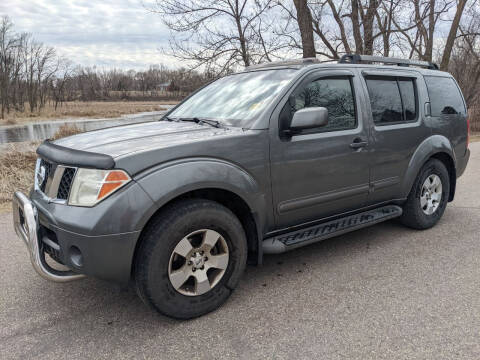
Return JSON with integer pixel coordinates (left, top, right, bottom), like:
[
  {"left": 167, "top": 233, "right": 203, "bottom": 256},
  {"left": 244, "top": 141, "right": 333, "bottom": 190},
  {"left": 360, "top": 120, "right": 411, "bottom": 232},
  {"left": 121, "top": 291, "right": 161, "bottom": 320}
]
[
  {"left": 423, "top": 75, "right": 468, "bottom": 160},
  {"left": 269, "top": 69, "right": 371, "bottom": 229},
  {"left": 360, "top": 70, "right": 431, "bottom": 204}
]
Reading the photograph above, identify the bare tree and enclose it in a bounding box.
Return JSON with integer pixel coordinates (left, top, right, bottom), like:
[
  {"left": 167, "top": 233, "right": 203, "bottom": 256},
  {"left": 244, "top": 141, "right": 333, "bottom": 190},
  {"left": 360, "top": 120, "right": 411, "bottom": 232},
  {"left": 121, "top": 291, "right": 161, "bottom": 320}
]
[
  {"left": 275, "top": 0, "right": 470, "bottom": 70},
  {"left": 277, "top": 0, "right": 412, "bottom": 59},
  {"left": 23, "top": 38, "right": 57, "bottom": 112},
  {"left": 0, "top": 17, "right": 221, "bottom": 121},
  {"left": 0, "top": 17, "right": 19, "bottom": 118},
  {"left": 449, "top": 8, "right": 480, "bottom": 105},
  {"left": 390, "top": 0, "right": 469, "bottom": 65},
  {"left": 149, "top": 0, "right": 284, "bottom": 74},
  {"left": 2, "top": 2, "right": 478, "bottom": 122},
  {"left": 440, "top": 0, "right": 468, "bottom": 70},
  {"left": 51, "top": 58, "right": 73, "bottom": 110}
]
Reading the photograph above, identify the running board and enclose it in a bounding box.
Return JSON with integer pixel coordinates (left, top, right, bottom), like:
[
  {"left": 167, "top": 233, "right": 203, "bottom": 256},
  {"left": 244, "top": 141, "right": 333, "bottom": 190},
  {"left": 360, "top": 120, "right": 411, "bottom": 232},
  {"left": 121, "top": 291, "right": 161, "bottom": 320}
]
[{"left": 262, "top": 205, "right": 403, "bottom": 254}]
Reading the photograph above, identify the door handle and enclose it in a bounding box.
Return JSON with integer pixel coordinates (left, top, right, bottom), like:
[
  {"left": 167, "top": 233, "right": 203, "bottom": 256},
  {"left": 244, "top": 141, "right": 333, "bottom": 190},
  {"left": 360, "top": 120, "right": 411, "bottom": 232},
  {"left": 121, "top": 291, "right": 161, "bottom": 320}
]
[{"left": 350, "top": 138, "right": 368, "bottom": 149}]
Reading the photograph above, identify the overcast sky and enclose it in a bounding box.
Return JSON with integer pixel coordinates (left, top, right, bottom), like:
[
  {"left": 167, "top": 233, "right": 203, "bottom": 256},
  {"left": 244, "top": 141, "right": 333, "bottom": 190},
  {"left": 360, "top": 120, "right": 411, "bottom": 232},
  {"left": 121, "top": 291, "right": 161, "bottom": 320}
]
[{"left": 0, "top": 0, "right": 176, "bottom": 70}]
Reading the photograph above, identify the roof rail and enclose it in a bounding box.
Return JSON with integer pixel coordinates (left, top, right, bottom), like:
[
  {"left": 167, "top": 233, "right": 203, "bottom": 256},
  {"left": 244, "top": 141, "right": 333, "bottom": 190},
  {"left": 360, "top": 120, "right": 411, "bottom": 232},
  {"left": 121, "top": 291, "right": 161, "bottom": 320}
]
[
  {"left": 338, "top": 54, "right": 439, "bottom": 70},
  {"left": 246, "top": 57, "right": 320, "bottom": 70}
]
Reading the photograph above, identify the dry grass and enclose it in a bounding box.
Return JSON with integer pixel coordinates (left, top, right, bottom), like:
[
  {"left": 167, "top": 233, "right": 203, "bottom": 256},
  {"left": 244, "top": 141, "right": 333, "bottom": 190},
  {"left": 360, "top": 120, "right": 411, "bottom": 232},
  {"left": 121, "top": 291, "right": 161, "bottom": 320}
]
[
  {"left": 0, "top": 123, "right": 85, "bottom": 209},
  {"left": 0, "top": 143, "right": 39, "bottom": 209},
  {"left": 0, "top": 100, "right": 176, "bottom": 126},
  {"left": 0, "top": 125, "right": 83, "bottom": 211},
  {"left": 5, "top": 118, "right": 18, "bottom": 125},
  {"left": 51, "top": 124, "right": 83, "bottom": 140}
]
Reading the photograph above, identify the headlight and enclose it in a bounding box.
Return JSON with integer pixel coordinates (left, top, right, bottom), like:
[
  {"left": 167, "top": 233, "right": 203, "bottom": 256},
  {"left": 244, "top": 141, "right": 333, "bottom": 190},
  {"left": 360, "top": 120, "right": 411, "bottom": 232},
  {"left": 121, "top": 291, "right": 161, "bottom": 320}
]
[{"left": 68, "top": 168, "right": 131, "bottom": 207}]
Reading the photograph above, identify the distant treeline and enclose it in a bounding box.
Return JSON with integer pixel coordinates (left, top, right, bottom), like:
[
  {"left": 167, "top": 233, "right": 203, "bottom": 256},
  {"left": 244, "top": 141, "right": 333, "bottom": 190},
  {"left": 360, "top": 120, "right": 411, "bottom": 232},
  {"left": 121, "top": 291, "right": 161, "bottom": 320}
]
[{"left": 0, "top": 17, "right": 216, "bottom": 119}]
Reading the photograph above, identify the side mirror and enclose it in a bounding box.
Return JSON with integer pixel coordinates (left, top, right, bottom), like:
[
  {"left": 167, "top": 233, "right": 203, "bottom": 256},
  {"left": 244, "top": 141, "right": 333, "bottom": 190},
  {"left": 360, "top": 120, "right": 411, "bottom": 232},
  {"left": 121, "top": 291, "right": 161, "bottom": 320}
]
[{"left": 286, "top": 107, "right": 328, "bottom": 135}]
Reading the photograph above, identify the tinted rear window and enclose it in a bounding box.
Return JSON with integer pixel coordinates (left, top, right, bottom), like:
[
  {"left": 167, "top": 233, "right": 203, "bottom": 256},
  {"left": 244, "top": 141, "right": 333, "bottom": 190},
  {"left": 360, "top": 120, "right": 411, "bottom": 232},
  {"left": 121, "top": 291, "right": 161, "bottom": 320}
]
[
  {"left": 425, "top": 76, "right": 465, "bottom": 116},
  {"left": 365, "top": 78, "right": 403, "bottom": 124},
  {"left": 365, "top": 77, "right": 417, "bottom": 124}
]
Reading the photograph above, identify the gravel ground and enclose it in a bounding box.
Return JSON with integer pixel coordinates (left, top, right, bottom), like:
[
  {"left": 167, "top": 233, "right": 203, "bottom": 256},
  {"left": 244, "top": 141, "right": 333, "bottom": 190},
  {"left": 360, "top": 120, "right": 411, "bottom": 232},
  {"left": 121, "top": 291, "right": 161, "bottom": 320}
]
[{"left": 1, "top": 143, "right": 479, "bottom": 359}]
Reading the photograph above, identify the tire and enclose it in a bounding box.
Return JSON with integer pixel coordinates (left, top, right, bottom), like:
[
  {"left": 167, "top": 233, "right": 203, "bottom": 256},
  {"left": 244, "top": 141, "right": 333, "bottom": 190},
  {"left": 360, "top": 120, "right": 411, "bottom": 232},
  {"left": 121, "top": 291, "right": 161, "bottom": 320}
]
[
  {"left": 134, "top": 198, "right": 247, "bottom": 319},
  {"left": 400, "top": 159, "right": 450, "bottom": 230}
]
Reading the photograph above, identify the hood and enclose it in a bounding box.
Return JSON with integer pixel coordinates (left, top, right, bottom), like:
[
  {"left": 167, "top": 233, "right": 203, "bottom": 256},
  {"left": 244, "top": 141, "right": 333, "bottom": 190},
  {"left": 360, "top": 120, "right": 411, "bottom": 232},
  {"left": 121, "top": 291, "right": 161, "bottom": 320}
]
[{"left": 54, "top": 120, "right": 243, "bottom": 158}]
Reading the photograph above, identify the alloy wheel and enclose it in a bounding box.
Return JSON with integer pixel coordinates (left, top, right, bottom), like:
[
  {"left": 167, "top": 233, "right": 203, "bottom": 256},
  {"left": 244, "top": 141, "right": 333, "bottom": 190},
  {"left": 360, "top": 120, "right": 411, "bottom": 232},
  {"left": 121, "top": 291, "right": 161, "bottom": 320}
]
[
  {"left": 168, "top": 229, "right": 229, "bottom": 296},
  {"left": 420, "top": 174, "right": 443, "bottom": 215}
]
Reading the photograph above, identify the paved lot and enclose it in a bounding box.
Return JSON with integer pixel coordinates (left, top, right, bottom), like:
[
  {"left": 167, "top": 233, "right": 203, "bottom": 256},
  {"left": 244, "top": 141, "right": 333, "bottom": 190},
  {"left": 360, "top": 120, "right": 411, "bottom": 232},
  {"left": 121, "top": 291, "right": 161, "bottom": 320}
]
[{"left": 1, "top": 143, "right": 479, "bottom": 359}]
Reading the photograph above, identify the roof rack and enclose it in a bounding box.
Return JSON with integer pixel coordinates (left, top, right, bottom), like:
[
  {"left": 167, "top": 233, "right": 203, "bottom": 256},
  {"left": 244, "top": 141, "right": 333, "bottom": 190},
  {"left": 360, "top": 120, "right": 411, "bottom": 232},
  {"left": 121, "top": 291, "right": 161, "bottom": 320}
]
[
  {"left": 246, "top": 57, "right": 320, "bottom": 70},
  {"left": 338, "top": 54, "right": 439, "bottom": 70}
]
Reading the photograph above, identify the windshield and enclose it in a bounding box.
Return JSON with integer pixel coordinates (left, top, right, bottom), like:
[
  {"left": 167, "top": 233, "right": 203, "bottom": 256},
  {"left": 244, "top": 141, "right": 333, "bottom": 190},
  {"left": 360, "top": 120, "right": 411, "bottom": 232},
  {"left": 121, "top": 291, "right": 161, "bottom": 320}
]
[{"left": 168, "top": 69, "right": 298, "bottom": 128}]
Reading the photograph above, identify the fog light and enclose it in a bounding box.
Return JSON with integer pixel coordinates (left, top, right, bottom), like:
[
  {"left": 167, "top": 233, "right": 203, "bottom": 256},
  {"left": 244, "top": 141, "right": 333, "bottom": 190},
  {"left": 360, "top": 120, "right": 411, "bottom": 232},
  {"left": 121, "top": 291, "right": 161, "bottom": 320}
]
[{"left": 69, "top": 246, "right": 83, "bottom": 267}]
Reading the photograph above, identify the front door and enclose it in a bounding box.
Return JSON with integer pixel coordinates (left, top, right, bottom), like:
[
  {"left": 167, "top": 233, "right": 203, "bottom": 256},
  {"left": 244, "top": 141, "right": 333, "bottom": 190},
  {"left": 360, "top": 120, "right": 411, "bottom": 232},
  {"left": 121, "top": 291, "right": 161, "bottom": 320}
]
[{"left": 270, "top": 69, "right": 371, "bottom": 229}]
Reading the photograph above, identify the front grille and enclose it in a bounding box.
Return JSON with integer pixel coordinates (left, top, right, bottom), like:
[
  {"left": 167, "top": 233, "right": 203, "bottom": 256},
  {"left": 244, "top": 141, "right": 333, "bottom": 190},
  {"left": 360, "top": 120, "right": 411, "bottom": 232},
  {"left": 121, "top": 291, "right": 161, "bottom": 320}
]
[
  {"left": 39, "top": 159, "right": 53, "bottom": 192},
  {"left": 36, "top": 158, "right": 76, "bottom": 202},
  {"left": 57, "top": 167, "right": 76, "bottom": 200}
]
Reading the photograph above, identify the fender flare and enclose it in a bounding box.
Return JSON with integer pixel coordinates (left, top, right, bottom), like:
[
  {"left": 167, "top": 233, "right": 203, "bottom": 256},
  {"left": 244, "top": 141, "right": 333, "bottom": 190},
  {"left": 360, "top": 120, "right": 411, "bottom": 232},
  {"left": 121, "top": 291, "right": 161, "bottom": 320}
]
[
  {"left": 133, "top": 158, "right": 267, "bottom": 251},
  {"left": 402, "top": 135, "right": 456, "bottom": 198}
]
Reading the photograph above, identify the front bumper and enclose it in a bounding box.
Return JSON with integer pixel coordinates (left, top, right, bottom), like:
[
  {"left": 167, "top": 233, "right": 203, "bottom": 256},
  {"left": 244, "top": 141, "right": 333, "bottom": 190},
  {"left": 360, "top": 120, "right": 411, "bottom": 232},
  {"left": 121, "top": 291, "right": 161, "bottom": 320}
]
[
  {"left": 12, "top": 191, "right": 84, "bottom": 282},
  {"left": 13, "top": 190, "right": 145, "bottom": 284}
]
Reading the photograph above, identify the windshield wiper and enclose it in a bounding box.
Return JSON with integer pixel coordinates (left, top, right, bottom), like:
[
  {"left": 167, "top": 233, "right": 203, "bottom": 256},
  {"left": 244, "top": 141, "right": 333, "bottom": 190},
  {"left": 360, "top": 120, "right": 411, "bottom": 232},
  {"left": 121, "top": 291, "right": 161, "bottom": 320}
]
[
  {"left": 176, "top": 117, "right": 224, "bottom": 129},
  {"left": 196, "top": 118, "right": 223, "bottom": 128}
]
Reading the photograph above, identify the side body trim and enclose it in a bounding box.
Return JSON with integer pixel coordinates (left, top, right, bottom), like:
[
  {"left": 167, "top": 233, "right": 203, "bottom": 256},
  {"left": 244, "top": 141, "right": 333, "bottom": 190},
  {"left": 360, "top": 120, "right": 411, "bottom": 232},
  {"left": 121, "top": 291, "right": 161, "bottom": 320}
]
[{"left": 277, "top": 184, "right": 370, "bottom": 214}]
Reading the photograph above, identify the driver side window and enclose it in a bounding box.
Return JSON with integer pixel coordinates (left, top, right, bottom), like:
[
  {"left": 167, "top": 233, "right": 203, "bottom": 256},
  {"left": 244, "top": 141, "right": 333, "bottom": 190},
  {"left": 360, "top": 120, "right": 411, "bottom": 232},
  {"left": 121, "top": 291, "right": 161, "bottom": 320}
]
[{"left": 279, "top": 76, "right": 357, "bottom": 134}]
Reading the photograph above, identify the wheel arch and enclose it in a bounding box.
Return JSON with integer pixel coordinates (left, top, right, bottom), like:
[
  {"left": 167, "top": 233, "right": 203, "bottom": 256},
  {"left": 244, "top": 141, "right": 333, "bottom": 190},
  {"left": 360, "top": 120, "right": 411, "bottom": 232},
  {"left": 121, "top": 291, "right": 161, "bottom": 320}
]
[
  {"left": 135, "top": 188, "right": 261, "bottom": 269},
  {"left": 403, "top": 135, "right": 457, "bottom": 201},
  {"left": 131, "top": 159, "right": 268, "bottom": 274}
]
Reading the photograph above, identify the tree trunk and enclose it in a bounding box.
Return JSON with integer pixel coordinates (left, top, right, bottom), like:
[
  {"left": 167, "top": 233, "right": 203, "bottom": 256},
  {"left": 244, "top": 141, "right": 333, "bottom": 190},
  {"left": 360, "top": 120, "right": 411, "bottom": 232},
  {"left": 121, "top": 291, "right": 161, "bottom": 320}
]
[
  {"left": 424, "top": 0, "right": 435, "bottom": 61},
  {"left": 351, "top": 0, "right": 363, "bottom": 54},
  {"left": 440, "top": 0, "right": 468, "bottom": 70},
  {"left": 234, "top": 15, "right": 250, "bottom": 67},
  {"left": 293, "top": 0, "right": 316, "bottom": 58},
  {"left": 363, "top": 0, "right": 377, "bottom": 55}
]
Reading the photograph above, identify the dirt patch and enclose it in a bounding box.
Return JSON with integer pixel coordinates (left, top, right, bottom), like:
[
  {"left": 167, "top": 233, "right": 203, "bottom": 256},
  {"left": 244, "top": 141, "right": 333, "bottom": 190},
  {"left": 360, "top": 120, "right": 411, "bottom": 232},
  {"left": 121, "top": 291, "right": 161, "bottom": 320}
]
[{"left": 0, "top": 202, "right": 12, "bottom": 213}]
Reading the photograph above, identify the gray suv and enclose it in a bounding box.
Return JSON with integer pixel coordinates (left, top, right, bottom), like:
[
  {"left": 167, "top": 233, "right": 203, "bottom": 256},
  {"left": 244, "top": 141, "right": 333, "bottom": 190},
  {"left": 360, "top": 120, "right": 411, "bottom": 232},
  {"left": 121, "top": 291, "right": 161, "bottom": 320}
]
[{"left": 12, "top": 55, "right": 470, "bottom": 319}]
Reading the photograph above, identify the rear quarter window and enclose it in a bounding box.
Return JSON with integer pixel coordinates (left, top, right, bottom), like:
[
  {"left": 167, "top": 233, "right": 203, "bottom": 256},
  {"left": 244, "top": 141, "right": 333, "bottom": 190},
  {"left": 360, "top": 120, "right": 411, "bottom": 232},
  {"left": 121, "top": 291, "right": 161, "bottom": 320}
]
[{"left": 424, "top": 76, "right": 466, "bottom": 116}]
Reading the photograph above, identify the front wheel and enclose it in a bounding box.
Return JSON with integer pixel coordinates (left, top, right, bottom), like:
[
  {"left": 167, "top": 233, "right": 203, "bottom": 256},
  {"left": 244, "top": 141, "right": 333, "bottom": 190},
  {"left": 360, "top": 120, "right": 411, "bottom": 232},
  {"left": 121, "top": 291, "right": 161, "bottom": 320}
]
[
  {"left": 134, "top": 199, "right": 247, "bottom": 319},
  {"left": 400, "top": 159, "right": 450, "bottom": 230}
]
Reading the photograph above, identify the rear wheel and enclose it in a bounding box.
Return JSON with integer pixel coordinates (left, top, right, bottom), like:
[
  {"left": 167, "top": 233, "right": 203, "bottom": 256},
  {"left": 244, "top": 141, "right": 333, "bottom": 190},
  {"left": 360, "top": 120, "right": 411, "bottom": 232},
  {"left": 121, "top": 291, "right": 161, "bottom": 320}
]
[
  {"left": 401, "top": 159, "right": 450, "bottom": 230},
  {"left": 134, "top": 199, "right": 247, "bottom": 319}
]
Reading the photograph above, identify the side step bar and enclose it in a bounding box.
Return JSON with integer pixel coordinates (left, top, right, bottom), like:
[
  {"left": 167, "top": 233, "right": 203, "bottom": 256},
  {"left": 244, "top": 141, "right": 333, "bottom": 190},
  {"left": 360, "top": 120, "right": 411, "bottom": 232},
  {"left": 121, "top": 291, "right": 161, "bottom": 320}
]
[{"left": 262, "top": 205, "right": 403, "bottom": 254}]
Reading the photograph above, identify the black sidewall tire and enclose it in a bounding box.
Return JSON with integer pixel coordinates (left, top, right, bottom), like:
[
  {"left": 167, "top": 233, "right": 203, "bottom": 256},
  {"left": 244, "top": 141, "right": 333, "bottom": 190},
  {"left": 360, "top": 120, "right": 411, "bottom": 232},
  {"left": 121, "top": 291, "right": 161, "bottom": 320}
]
[
  {"left": 401, "top": 159, "right": 450, "bottom": 229},
  {"left": 135, "top": 199, "right": 247, "bottom": 319}
]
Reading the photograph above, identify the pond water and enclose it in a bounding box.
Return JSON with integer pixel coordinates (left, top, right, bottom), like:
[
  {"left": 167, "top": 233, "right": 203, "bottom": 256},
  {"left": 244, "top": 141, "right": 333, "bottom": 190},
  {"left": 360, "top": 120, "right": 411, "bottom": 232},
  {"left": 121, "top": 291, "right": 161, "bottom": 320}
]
[{"left": 0, "top": 107, "right": 173, "bottom": 145}]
